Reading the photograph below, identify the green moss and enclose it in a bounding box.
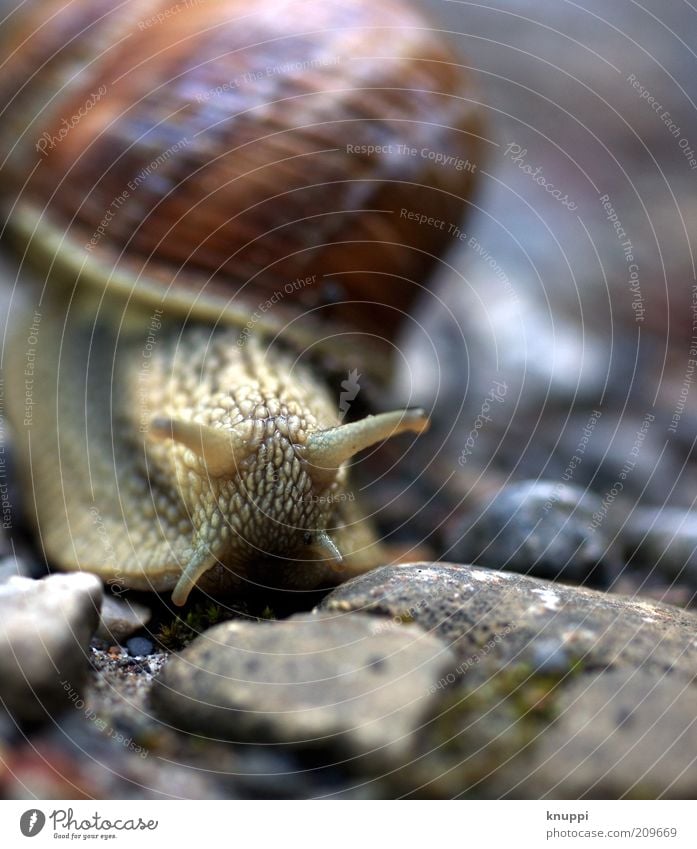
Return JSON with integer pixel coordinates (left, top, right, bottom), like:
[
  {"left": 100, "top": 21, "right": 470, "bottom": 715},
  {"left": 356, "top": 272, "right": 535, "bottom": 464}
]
[
  {"left": 394, "top": 612, "right": 415, "bottom": 624},
  {"left": 156, "top": 599, "right": 281, "bottom": 650},
  {"left": 156, "top": 602, "right": 235, "bottom": 650},
  {"left": 414, "top": 656, "right": 587, "bottom": 795}
]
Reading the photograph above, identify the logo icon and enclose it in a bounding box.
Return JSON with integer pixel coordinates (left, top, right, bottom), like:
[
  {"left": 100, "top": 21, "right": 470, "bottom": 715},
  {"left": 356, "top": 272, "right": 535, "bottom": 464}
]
[
  {"left": 338, "top": 369, "right": 361, "bottom": 419},
  {"left": 20, "top": 809, "right": 46, "bottom": 837}
]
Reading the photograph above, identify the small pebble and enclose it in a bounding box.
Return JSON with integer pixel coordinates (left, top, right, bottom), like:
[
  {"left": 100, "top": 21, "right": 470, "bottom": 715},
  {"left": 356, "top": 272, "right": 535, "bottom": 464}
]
[
  {"left": 0, "top": 573, "right": 102, "bottom": 724},
  {"left": 152, "top": 612, "right": 454, "bottom": 765},
  {"left": 126, "top": 636, "right": 154, "bottom": 657},
  {"left": 97, "top": 595, "right": 151, "bottom": 642}
]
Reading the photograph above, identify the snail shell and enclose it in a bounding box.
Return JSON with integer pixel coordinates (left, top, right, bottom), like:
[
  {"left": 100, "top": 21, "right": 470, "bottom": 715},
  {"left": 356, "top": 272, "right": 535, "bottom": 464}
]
[
  {"left": 0, "top": 0, "right": 483, "bottom": 358},
  {"left": 2, "top": 0, "right": 483, "bottom": 604}
]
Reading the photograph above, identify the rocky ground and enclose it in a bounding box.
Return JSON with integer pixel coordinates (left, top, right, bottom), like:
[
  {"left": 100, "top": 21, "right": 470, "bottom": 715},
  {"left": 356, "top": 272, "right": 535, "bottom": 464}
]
[
  {"left": 2, "top": 0, "right": 697, "bottom": 800},
  {"left": 1, "top": 555, "right": 697, "bottom": 799}
]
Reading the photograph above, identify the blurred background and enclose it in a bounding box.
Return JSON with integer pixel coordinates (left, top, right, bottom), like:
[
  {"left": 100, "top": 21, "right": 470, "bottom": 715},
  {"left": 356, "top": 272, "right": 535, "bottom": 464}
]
[{"left": 369, "top": 0, "right": 697, "bottom": 589}]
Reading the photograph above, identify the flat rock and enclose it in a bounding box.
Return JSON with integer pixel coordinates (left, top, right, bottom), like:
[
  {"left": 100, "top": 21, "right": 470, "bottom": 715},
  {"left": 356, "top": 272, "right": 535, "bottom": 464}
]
[
  {"left": 319, "top": 563, "right": 697, "bottom": 680},
  {"left": 152, "top": 612, "right": 454, "bottom": 765},
  {"left": 521, "top": 670, "right": 697, "bottom": 798},
  {"left": 0, "top": 573, "right": 103, "bottom": 723},
  {"left": 96, "top": 595, "right": 151, "bottom": 643}
]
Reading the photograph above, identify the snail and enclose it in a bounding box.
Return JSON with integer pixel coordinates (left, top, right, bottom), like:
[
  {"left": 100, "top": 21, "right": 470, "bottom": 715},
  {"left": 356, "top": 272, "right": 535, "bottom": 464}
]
[{"left": 0, "top": 0, "right": 483, "bottom": 605}]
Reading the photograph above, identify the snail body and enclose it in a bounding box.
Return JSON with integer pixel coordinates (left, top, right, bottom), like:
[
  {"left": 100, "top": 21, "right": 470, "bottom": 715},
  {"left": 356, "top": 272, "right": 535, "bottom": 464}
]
[
  {"left": 1, "top": 0, "right": 482, "bottom": 604},
  {"left": 10, "top": 295, "right": 423, "bottom": 604}
]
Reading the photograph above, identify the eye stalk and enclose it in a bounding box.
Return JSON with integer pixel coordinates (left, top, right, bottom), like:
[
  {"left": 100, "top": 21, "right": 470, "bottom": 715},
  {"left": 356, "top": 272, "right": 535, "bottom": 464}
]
[
  {"left": 301, "top": 408, "right": 430, "bottom": 485},
  {"left": 148, "top": 416, "right": 256, "bottom": 477},
  {"left": 306, "top": 530, "right": 343, "bottom": 564}
]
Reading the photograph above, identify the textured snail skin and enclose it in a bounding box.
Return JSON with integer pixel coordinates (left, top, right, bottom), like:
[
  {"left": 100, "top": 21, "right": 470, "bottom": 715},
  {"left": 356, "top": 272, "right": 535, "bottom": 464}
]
[{"left": 8, "top": 294, "right": 424, "bottom": 605}]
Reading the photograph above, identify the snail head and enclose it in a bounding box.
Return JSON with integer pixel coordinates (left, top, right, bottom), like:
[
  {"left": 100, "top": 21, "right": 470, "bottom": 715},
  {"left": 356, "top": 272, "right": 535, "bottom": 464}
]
[{"left": 148, "top": 408, "right": 429, "bottom": 604}]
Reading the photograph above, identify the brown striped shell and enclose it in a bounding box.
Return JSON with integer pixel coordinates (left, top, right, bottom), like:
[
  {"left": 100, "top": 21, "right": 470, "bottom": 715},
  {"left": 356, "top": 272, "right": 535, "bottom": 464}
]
[{"left": 0, "top": 0, "right": 483, "bottom": 376}]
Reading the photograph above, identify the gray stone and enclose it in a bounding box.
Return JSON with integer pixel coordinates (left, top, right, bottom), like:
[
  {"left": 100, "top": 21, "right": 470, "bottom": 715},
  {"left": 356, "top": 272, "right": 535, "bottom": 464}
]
[
  {"left": 0, "top": 555, "right": 36, "bottom": 585},
  {"left": 0, "top": 423, "right": 20, "bottom": 551},
  {"left": 0, "top": 573, "right": 103, "bottom": 723},
  {"left": 320, "top": 563, "right": 697, "bottom": 680},
  {"left": 152, "top": 612, "right": 454, "bottom": 765},
  {"left": 126, "top": 636, "right": 154, "bottom": 657},
  {"left": 446, "top": 481, "right": 613, "bottom": 586},
  {"left": 552, "top": 414, "right": 686, "bottom": 508},
  {"left": 623, "top": 506, "right": 697, "bottom": 587},
  {"left": 96, "top": 595, "right": 151, "bottom": 643},
  {"left": 523, "top": 670, "right": 697, "bottom": 798}
]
